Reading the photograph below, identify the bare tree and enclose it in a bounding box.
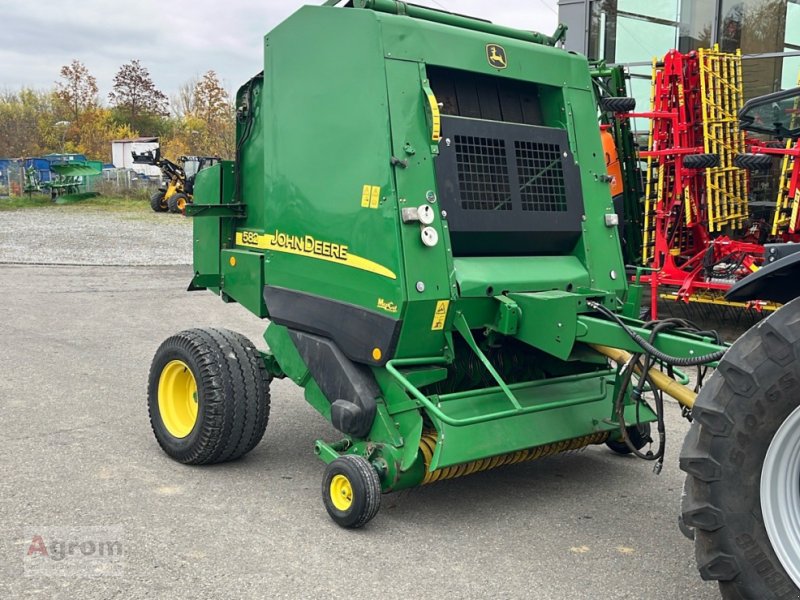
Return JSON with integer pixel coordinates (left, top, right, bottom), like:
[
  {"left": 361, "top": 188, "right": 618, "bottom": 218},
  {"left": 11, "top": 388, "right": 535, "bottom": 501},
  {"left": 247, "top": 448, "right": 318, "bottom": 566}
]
[
  {"left": 172, "top": 76, "right": 198, "bottom": 118},
  {"left": 108, "top": 60, "right": 169, "bottom": 130},
  {"left": 55, "top": 60, "right": 98, "bottom": 121}
]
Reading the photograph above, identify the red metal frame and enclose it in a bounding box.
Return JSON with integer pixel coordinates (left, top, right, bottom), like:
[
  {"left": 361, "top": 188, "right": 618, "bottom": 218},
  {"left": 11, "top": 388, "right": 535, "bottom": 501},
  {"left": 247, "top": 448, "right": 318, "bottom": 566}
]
[
  {"left": 625, "top": 50, "right": 767, "bottom": 318},
  {"left": 748, "top": 139, "right": 800, "bottom": 234}
]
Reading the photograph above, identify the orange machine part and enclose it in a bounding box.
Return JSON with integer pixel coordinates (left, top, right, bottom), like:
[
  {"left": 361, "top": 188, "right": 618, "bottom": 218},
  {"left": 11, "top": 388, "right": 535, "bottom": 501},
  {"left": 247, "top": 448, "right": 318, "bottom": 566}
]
[{"left": 600, "top": 125, "right": 624, "bottom": 198}]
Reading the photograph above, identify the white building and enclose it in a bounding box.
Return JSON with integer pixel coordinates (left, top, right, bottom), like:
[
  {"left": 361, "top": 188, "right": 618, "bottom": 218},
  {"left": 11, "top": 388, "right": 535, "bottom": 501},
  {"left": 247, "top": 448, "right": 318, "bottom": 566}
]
[{"left": 111, "top": 137, "right": 161, "bottom": 177}]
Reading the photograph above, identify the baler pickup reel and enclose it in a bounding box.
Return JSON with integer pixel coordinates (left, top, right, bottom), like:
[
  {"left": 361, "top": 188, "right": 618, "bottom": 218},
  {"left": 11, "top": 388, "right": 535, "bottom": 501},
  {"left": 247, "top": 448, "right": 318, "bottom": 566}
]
[{"left": 383, "top": 290, "right": 722, "bottom": 474}]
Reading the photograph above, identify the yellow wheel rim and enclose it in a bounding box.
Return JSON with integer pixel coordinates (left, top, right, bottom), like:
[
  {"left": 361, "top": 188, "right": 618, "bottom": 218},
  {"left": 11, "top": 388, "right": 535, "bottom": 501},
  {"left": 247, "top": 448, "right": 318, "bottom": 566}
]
[
  {"left": 177, "top": 198, "right": 187, "bottom": 211},
  {"left": 157, "top": 360, "right": 199, "bottom": 438},
  {"left": 330, "top": 474, "right": 353, "bottom": 511}
]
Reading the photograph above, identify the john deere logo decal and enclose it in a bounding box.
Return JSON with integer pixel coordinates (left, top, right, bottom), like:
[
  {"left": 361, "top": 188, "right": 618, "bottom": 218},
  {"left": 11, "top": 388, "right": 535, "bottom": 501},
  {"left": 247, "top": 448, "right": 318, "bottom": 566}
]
[{"left": 487, "top": 44, "right": 507, "bottom": 69}]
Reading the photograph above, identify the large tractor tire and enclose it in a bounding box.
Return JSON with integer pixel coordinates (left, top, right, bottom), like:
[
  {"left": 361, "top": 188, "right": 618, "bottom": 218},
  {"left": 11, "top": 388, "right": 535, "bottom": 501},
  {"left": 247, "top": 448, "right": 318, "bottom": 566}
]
[
  {"left": 680, "top": 297, "right": 800, "bottom": 600},
  {"left": 150, "top": 191, "right": 167, "bottom": 212},
  {"left": 148, "top": 328, "right": 270, "bottom": 465},
  {"left": 167, "top": 193, "right": 190, "bottom": 214}
]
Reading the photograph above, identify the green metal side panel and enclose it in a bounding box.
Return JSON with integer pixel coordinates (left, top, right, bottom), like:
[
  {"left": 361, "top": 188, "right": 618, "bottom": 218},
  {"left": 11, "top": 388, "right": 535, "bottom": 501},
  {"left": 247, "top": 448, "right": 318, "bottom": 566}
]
[
  {"left": 192, "top": 162, "right": 237, "bottom": 292},
  {"left": 243, "top": 7, "right": 405, "bottom": 321},
  {"left": 221, "top": 249, "right": 267, "bottom": 317},
  {"left": 375, "top": 12, "right": 627, "bottom": 302},
  {"left": 454, "top": 256, "right": 591, "bottom": 297},
  {"left": 431, "top": 375, "right": 656, "bottom": 469},
  {"left": 377, "top": 15, "right": 588, "bottom": 90},
  {"left": 384, "top": 59, "right": 454, "bottom": 359}
]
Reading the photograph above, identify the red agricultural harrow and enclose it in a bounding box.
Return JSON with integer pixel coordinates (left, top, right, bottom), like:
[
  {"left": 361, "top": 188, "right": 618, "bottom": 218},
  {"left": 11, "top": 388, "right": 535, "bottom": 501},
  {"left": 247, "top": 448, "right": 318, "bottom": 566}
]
[{"left": 620, "top": 47, "right": 784, "bottom": 319}]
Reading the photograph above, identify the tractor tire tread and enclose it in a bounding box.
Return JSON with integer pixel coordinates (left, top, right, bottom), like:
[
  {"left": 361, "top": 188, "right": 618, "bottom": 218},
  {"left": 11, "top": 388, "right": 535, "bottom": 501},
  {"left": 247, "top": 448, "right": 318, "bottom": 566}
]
[
  {"left": 322, "top": 455, "right": 381, "bottom": 529},
  {"left": 683, "top": 153, "right": 720, "bottom": 169},
  {"left": 150, "top": 192, "right": 166, "bottom": 212},
  {"left": 680, "top": 298, "right": 800, "bottom": 599},
  {"left": 734, "top": 153, "right": 774, "bottom": 171},
  {"left": 147, "top": 328, "right": 270, "bottom": 466},
  {"left": 599, "top": 96, "right": 636, "bottom": 113}
]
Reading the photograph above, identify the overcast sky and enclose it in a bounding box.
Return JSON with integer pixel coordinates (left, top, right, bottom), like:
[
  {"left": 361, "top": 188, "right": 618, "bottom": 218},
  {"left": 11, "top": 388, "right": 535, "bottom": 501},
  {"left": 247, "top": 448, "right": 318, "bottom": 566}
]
[{"left": 0, "top": 0, "right": 560, "bottom": 101}]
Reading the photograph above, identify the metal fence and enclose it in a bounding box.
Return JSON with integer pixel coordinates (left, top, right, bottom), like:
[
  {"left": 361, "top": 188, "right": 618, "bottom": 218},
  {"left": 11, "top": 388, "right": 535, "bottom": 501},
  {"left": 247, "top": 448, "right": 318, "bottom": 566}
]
[{"left": 0, "top": 160, "right": 160, "bottom": 198}]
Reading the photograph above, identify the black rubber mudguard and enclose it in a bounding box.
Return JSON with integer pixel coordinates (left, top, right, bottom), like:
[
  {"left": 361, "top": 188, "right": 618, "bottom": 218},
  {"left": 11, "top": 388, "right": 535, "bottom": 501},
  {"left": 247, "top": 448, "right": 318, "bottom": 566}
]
[{"left": 726, "top": 252, "right": 800, "bottom": 304}]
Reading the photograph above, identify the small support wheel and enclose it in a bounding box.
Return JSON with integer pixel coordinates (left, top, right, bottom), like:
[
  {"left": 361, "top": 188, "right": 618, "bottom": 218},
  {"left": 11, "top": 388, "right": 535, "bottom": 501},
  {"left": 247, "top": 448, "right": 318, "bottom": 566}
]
[
  {"left": 322, "top": 455, "right": 381, "bottom": 528},
  {"left": 606, "top": 422, "right": 652, "bottom": 455}
]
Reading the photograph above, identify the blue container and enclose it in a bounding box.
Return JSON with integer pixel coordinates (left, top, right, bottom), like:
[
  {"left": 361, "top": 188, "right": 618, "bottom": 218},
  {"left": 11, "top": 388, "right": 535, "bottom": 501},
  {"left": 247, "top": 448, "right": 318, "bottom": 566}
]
[{"left": 23, "top": 158, "right": 51, "bottom": 183}]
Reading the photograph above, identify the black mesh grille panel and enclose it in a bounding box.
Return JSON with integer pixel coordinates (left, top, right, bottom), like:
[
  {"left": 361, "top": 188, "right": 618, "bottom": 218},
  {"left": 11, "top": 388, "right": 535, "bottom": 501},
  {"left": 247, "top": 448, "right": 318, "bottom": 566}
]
[
  {"left": 515, "top": 141, "right": 567, "bottom": 212},
  {"left": 455, "top": 135, "right": 511, "bottom": 211},
  {"left": 435, "top": 115, "right": 583, "bottom": 256}
]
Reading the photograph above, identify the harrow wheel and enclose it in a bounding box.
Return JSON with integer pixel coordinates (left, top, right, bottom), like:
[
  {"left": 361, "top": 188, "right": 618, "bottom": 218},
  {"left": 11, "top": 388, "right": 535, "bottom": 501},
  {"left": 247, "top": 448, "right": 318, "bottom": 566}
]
[
  {"left": 733, "top": 152, "right": 774, "bottom": 171},
  {"left": 680, "top": 297, "right": 800, "bottom": 599},
  {"left": 598, "top": 96, "right": 636, "bottom": 113},
  {"left": 148, "top": 328, "right": 270, "bottom": 465},
  {"left": 683, "top": 153, "right": 719, "bottom": 169},
  {"left": 322, "top": 455, "right": 381, "bottom": 529},
  {"left": 150, "top": 191, "right": 167, "bottom": 212}
]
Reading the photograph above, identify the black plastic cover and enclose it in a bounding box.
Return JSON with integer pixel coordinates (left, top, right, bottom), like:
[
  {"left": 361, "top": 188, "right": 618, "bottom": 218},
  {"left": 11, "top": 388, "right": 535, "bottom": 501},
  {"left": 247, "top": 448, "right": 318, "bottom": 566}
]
[{"left": 288, "top": 330, "right": 378, "bottom": 438}]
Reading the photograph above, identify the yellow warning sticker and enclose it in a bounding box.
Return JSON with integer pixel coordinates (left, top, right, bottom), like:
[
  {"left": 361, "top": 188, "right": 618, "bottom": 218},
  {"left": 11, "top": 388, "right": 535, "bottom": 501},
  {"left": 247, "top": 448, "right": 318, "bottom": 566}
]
[
  {"left": 431, "top": 300, "right": 450, "bottom": 331},
  {"left": 370, "top": 186, "right": 380, "bottom": 209},
  {"left": 361, "top": 184, "right": 381, "bottom": 209}
]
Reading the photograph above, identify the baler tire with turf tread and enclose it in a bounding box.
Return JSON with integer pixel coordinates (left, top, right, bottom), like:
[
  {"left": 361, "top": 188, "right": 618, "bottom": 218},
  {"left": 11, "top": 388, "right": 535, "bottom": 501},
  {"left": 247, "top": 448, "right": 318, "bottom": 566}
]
[
  {"left": 733, "top": 153, "right": 774, "bottom": 171},
  {"left": 148, "top": 328, "right": 271, "bottom": 465},
  {"left": 598, "top": 96, "right": 636, "bottom": 113},
  {"left": 322, "top": 455, "right": 381, "bottom": 529},
  {"left": 150, "top": 191, "right": 167, "bottom": 212},
  {"left": 683, "top": 153, "right": 719, "bottom": 169},
  {"left": 679, "top": 297, "right": 800, "bottom": 600},
  {"left": 167, "top": 193, "right": 189, "bottom": 214},
  {"left": 606, "top": 422, "right": 652, "bottom": 455}
]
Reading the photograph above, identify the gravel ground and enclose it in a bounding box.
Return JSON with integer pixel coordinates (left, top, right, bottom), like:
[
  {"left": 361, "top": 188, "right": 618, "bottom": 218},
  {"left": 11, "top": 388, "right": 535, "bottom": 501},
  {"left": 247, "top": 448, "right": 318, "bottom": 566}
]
[
  {"left": 0, "top": 207, "right": 192, "bottom": 266},
  {"left": 1, "top": 264, "right": 720, "bottom": 600},
  {"left": 0, "top": 206, "right": 745, "bottom": 599}
]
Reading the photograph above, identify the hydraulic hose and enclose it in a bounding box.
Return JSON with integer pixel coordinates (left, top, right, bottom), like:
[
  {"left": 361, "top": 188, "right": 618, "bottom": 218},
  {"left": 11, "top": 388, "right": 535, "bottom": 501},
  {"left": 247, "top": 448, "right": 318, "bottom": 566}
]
[{"left": 587, "top": 301, "right": 726, "bottom": 365}]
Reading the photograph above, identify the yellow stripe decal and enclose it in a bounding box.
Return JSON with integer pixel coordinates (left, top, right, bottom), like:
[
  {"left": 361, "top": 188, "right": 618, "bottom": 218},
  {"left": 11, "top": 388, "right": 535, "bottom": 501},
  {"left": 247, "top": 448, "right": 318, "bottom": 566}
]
[
  {"left": 427, "top": 93, "right": 442, "bottom": 142},
  {"left": 235, "top": 231, "right": 397, "bottom": 280}
]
